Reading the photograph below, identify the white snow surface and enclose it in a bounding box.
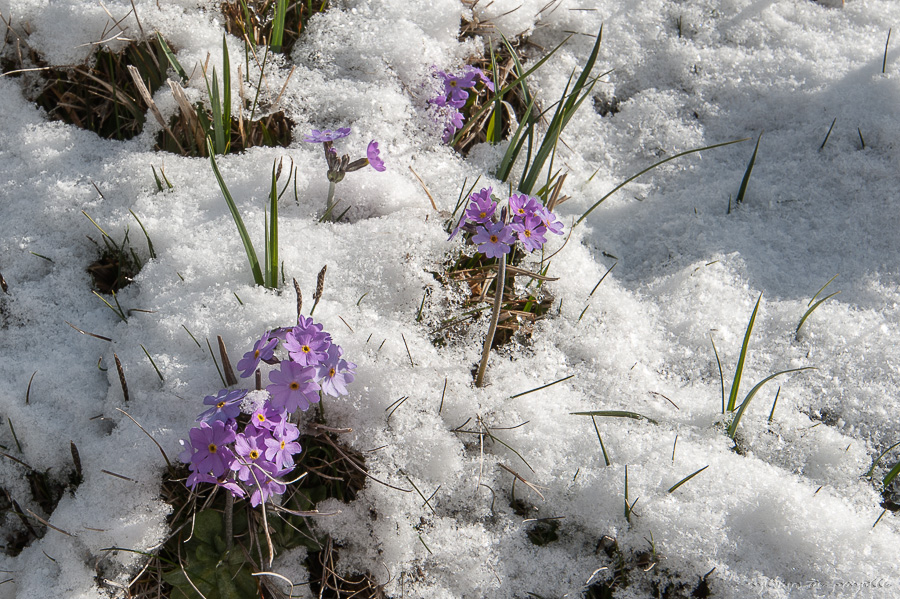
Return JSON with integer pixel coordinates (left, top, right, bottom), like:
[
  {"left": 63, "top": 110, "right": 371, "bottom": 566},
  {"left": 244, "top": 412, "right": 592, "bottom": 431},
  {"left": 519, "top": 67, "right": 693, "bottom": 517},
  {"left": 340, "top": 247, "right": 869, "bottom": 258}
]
[{"left": 0, "top": 0, "right": 899, "bottom": 597}]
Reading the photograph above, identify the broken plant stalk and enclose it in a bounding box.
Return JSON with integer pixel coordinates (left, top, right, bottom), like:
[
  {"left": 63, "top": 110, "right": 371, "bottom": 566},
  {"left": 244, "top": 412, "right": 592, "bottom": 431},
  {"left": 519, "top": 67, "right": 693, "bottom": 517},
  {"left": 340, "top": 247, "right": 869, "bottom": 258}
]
[{"left": 475, "top": 252, "right": 506, "bottom": 387}]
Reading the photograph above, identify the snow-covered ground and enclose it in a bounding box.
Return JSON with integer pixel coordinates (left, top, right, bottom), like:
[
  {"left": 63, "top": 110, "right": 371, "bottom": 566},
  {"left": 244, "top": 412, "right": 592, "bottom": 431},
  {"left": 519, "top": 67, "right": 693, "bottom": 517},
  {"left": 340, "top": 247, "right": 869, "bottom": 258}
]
[{"left": 0, "top": 0, "right": 898, "bottom": 597}]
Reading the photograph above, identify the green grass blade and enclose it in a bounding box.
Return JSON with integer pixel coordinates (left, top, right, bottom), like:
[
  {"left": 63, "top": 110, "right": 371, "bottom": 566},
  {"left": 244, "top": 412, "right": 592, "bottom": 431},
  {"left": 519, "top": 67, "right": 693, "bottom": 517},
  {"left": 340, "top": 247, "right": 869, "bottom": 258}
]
[
  {"left": 734, "top": 132, "right": 762, "bottom": 205},
  {"left": 266, "top": 160, "right": 279, "bottom": 288},
  {"left": 883, "top": 460, "right": 900, "bottom": 488},
  {"left": 796, "top": 291, "right": 840, "bottom": 336},
  {"left": 207, "top": 138, "right": 264, "bottom": 285},
  {"left": 151, "top": 165, "right": 164, "bottom": 192},
  {"left": 710, "top": 334, "right": 725, "bottom": 414},
  {"left": 518, "top": 26, "right": 604, "bottom": 195},
  {"left": 591, "top": 415, "right": 611, "bottom": 466},
  {"left": 496, "top": 95, "right": 536, "bottom": 182},
  {"left": 128, "top": 209, "right": 156, "bottom": 260},
  {"left": 667, "top": 465, "right": 709, "bottom": 493},
  {"left": 809, "top": 274, "right": 840, "bottom": 306},
  {"left": 727, "top": 367, "right": 814, "bottom": 439},
  {"left": 205, "top": 65, "right": 225, "bottom": 154},
  {"left": 726, "top": 293, "right": 762, "bottom": 412},
  {"left": 271, "top": 0, "right": 288, "bottom": 52},
  {"left": 865, "top": 440, "right": 900, "bottom": 478},
  {"left": 222, "top": 36, "right": 232, "bottom": 150},
  {"left": 578, "top": 138, "right": 748, "bottom": 226},
  {"left": 156, "top": 33, "right": 188, "bottom": 82},
  {"left": 570, "top": 410, "right": 659, "bottom": 425}
]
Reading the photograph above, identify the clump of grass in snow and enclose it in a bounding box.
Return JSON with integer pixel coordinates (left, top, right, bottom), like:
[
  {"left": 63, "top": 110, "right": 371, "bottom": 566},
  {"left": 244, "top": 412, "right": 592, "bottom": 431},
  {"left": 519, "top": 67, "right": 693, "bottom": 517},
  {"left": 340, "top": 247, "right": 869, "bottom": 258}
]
[
  {"left": 716, "top": 294, "right": 814, "bottom": 439},
  {"left": 209, "top": 147, "right": 294, "bottom": 289},
  {"left": 25, "top": 37, "right": 173, "bottom": 140},
  {"left": 155, "top": 36, "right": 294, "bottom": 157},
  {"left": 223, "top": 0, "right": 329, "bottom": 56},
  {"left": 84, "top": 209, "right": 155, "bottom": 303}
]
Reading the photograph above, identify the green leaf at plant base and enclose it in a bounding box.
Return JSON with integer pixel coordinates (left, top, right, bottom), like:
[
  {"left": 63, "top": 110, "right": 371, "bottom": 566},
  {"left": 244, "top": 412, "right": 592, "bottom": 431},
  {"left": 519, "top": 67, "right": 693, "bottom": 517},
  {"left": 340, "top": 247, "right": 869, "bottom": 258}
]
[
  {"left": 162, "top": 509, "right": 258, "bottom": 599},
  {"left": 207, "top": 138, "right": 265, "bottom": 286},
  {"left": 518, "top": 26, "right": 604, "bottom": 196}
]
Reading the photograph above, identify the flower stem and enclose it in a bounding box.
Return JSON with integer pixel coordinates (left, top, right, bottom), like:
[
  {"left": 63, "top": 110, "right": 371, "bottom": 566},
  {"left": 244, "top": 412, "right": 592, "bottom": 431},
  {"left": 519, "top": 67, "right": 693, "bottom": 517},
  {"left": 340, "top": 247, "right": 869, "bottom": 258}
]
[
  {"left": 324, "top": 180, "right": 337, "bottom": 221},
  {"left": 224, "top": 492, "right": 234, "bottom": 551},
  {"left": 475, "top": 253, "right": 506, "bottom": 387}
]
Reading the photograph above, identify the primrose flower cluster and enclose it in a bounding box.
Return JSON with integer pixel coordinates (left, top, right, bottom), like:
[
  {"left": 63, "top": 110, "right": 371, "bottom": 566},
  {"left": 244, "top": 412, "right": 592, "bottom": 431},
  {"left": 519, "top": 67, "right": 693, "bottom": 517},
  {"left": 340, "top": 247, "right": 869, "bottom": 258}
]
[
  {"left": 450, "top": 187, "right": 564, "bottom": 258},
  {"left": 429, "top": 66, "right": 494, "bottom": 143},
  {"left": 178, "top": 316, "right": 356, "bottom": 506}
]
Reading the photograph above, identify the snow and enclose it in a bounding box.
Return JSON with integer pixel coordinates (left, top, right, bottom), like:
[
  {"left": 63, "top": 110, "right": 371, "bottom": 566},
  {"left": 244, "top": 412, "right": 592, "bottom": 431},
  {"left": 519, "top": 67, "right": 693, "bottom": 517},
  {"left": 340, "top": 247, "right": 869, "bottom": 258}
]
[{"left": 0, "top": 0, "right": 899, "bottom": 597}]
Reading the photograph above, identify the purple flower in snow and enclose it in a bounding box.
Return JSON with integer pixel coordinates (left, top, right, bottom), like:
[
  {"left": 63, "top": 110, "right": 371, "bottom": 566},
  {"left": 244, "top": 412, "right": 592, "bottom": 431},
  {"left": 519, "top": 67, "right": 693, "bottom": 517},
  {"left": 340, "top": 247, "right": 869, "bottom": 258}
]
[
  {"left": 436, "top": 69, "right": 477, "bottom": 107},
  {"left": 317, "top": 345, "right": 356, "bottom": 397},
  {"left": 534, "top": 204, "right": 565, "bottom": 235},
  {"left": 465, "top": 188, "right": 497, "bottom": 224},
  {"left": 246, "top": 461, "right": 290, "bottom": 507},
  {"left": 264, "top": 422, "right": 302, "bottom": 469},
  {"left": 186, "top": 420, "right": 236, "bottom": 478},
  {"left": 508, "top": 194, "right": 541, "bottom": 221},
  {"left": 367, "top": 141, "right": 386, "bottom": 172},
  {"left": 472, "top": 221, "right": 514, "bottom": 259},
  {"left": 441, "top": 110, "right": 465, "bottom": 143},
  {"left": 510, "top": 215, "right": 548, "bottom": 252},
  {"left": 303, "top": 128, "right": 351, "bottom": 143},
  {"left": 284, "top": 330, "right": 329, "bottom": 366},
  {"left": 466, "top": 66, "right": 495, "bottom": 92},
  {"left": 267, "top": 360, "right": 320, "bottom": 412},
  {"left": 232, "top": 429, "right": 269, "bottom": 483},
  {"left": 236, "top": 332, "right": 278, "bottom": 378},
  {"left": 196, "top": 388, "right": 247, "bottom": 424},
  {"left": 248, "top": 403, "right": 286, "bottom": 431}
]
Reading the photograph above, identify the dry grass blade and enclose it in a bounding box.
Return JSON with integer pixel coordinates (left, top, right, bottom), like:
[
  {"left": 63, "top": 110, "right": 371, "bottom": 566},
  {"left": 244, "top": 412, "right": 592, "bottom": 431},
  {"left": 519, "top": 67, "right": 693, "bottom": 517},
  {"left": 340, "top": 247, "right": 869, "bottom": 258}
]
[
  {"left": 25, "top": 509, "right": 74, "bottom": 536},
  {"left": 114, "top": 354, "right": 129, "bottom": 402},
  {"left": 217, "top": 335, "right": 238, "bottom": 385},
  {"left": 409, "top": 166, "right": 438, "bottom": 211},
  {"left": 498, "top": 463, "right": 545, "bottom": 500},
  {"left": 0, "top": 270, "right": 7, "bottom": 293},
  {"left": 65, "top": 320, "right": 113, "bottom": 342},
  {"left": 115, "top": 408, "right": 173, "bottom": 470}
]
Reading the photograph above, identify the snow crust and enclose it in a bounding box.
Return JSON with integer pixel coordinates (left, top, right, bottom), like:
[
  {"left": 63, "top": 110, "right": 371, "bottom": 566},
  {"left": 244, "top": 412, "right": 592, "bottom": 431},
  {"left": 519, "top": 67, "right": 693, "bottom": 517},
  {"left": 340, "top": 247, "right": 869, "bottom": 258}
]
[{"left": 0, "top": 0, "right": 898, "bottom": 597}]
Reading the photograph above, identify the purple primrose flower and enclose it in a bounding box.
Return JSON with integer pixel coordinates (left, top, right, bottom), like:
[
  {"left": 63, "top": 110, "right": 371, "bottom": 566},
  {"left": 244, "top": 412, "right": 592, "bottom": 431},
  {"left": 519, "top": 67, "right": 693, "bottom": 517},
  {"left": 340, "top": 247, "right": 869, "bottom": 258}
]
[
  {"left": 267, "top": 360, "right": 320, "bottom": 412},
  {"left": 317, "top": 345, "right": 357, "bottom": 397},
  {"left": 186, "top": 420, "right": 236, "bottom": 478},
  {"left": 197, "top": 388, "right": 247, "bottom": 424},
  {"left": 510, "top": 215, "right": 548, "bottom": 252},
  {"left": 472, "top": 221, "right": 515, "bottom": 259},
  {"left": 465, "top": 188, "right": 497, "bottom": 224},
  {"left": 236, "top": 332, "right": 278, "bottom": 378},
  {"left": 303, "top": 128, "right": 351, "bottom": 143},
  {"left": 367, "top": 141, "right": 386, "bottom": 172}
]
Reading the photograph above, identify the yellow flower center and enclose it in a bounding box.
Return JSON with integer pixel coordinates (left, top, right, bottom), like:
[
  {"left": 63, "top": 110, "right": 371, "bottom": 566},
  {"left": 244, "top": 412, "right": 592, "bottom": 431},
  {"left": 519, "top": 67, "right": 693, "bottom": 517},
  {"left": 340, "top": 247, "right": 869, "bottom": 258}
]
[
  {"left": 479, "top": 211, "right": 487, "bottom": 219},
  {"left": 301, "top": 345, "right": 311, "bottom": 353},
  {"left": 524, "top": 230, "right": 532, "bottom": 238},
  {"left": 249, "top": 449, "right": 260, "bottom": 460},
  {"left": 216, "top": 401, "right": 226, "bottom": 409},
  {"left": 254, "top": 350, "right": 260, "bottom": 358},
  {"left": 256, "top": 413, "right": 266, "bottom": 423},
  {"left": 290, "top": 382, "right": 300, "bottom": 391},
  {"left": 329, "top": 367, "right": 336, "bottom": 378},
  {"left": 490, "top": 235, "right": 498, "bottom": 243},
  {"left": 208, "top": 443, "right": 217, "bottom": 454},
  {"left": 280, "top": 440, "right": 286, "bottom": 450}
]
